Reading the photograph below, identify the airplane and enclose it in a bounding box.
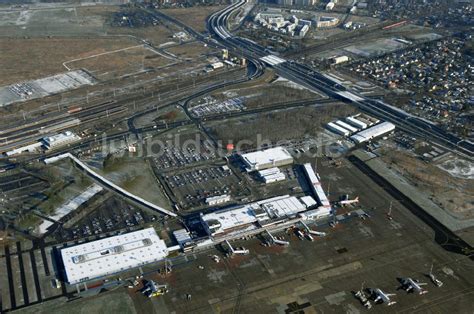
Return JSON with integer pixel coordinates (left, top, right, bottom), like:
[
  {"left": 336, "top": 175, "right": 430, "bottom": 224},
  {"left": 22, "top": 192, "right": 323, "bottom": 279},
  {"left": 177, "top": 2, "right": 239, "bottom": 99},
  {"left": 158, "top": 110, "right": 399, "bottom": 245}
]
[
  {"left": 428, "top": 264, "right": 443, "bottom": 287},
  {"left": 399, "top": 278, "right": 428, "bottom": 294},
  {"left": 141, "top": 280, "right": 168, "bottom": 298},
  {"left": 339, "top": 195, "right": 359, "bottom": 206},
  {"left": 295, "top": 229, "right": 305, "bottom": 240},
  {"left": 304, "top": 233, "right": 314, "bottom": 241},
  {"left": 372, "top": 288, "right": 397, "bottom": 306}
]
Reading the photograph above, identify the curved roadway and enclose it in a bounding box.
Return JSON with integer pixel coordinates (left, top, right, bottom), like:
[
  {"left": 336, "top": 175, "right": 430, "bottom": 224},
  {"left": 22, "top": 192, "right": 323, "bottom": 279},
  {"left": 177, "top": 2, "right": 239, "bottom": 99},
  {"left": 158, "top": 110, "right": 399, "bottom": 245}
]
[{"left": 207, "top": 0, "right": 473, "bottom": 158}]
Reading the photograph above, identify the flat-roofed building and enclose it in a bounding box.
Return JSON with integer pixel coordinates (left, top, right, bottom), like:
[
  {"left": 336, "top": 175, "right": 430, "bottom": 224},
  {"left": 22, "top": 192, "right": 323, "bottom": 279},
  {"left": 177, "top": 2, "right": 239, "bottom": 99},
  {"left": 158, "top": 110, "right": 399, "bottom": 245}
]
[
  {"left": 334, "top": 120, "right": 358, "bottom": 133},
  {"left": 327, "top": 122, "right": 350, "bottom": 136},
  {"left": 346, "top": 116, "right": 367, "bottom": 129},
  {"left": 240, "top": 147, "right": 293, "bottom": 172},
  {"left": 257, "top": 167, "right": 286, "bottom": 184},
  {"left": 42, "top": 131, "right": 81, "bottom": 150},
  {"left": 206, "top": 194, "right": 231, "bottom": 206},
  {"left": 200, "top": 195, "right": 314, "bottom": 236},
  {"left": 350, "top": 122, "right": 395, "bottom": 144},
  {"left": 61, "top": 228, "right": 168, "bottom": 284}
]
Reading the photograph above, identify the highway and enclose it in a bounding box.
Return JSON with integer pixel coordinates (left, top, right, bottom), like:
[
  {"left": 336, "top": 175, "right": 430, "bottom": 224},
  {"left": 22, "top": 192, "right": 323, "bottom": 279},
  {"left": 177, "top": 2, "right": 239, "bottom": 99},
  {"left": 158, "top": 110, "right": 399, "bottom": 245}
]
[{"left": 207, "top": 0, "right": 473, "bottom": 158}]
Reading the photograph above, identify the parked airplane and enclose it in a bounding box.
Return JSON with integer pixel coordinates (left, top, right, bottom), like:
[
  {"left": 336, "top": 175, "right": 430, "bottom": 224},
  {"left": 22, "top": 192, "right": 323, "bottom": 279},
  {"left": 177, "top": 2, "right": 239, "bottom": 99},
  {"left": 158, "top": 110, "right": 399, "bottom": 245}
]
[
  {"left": 339, "top": 195, "right": 359, "bottom": 206},
  {"left": 400, "top": 278, "right": 428, "bottom": 294},
  {"left": 372, "top": 288, "right": 397, "bottom": 306}
]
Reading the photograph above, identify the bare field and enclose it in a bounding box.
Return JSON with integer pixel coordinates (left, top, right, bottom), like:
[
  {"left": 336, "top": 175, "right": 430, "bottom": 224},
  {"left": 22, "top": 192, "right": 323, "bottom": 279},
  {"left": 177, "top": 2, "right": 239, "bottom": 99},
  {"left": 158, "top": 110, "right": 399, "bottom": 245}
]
[
  {"left": 0, "top": 37, "right": 139, "bottom": 86},
  {"left": 165, "top": 41, "right": 216, "bottom": 60},
  {"left": 0, "top": 5, "right": 181, "bottom": 85},
  {"left": 158, "top": 5, "right": 227, "bottom": 32},
  {"left": 380, "top": 148, "right": 474, "bottom": 219},
  {"left": 66, "top": 45, "right": 175, "bottom": 80}
]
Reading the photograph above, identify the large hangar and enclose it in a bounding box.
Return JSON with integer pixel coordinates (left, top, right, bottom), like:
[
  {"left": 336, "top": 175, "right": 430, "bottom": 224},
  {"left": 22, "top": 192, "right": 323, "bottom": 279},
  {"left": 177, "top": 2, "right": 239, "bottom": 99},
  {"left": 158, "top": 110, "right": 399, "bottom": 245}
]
[{"left": 61, "top": 228, "right": 168, "bottom": 284}]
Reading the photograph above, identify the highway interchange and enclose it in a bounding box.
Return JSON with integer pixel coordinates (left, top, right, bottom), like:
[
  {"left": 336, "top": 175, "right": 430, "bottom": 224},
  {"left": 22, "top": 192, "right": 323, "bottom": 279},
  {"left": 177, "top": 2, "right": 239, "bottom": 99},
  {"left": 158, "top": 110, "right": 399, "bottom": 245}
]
[{"left": 207, "top": 0, "right": 473, "bottom": 159}]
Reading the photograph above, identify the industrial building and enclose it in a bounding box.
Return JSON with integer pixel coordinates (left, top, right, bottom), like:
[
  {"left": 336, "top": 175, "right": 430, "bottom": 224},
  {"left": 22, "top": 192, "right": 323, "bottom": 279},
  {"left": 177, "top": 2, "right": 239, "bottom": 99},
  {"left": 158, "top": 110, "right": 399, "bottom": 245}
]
[
  {"left": 42, "top": 131, "right": 81, "bottom": 150},
  {"left": 327, "top": 122, "right": 350, "bottom": 136},
  {"left": 5, "top": 142, "right": 42, "bottom": 156},
  {"left": 257, "top": 167, "right": 286, "bottom": 184},
  {"left": 302, "top": 163, "right": 332, "bottom": 218},
  {"left": 350, "top": 122, "right": 396, "bottom": 143},
  {"left": 240, "top": 147, "right": 293, "bottom": 171},
  {"left": 61, "top": 228, "right": 169, "bottom": 284},
  {"left": 330, "top": 55, "right": 349, "bottom": 64},
  {"left": 334, "top": 120, "right": 359, "bottom": 133},
  {"left": 316, "top": 16, "right": 339, "bottom": 28},
  {"left": 346, "top": 116, "right": 368, "bottom": 129},
  {"left": 206, "top": 194, "right": 231, "bottom": 206},
  {"left": 200, "top": 195, "right": 314, "bottom": 236}
]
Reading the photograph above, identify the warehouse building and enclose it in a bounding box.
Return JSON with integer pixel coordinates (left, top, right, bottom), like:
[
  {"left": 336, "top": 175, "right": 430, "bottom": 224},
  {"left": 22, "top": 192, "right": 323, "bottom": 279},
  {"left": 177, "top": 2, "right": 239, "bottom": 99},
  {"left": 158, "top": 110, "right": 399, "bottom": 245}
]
[
  {"left": 350, "top": 122, "right": 396, "bottom": 143},
  {"left": 240, "top": 147, "right": 293, "bottom": 171},
  {"left": 327, "top": 122, "right": 350, "bottom": 136},
  {"left": 334, "top": 120, "right": 359, "bottom": 133},
  {"left": 200, "top": 195, "right": 314, "bottom": 236},
  {"left": 345, "top": 116, "right": 367, "bottom": 129},
  {"left": 61, "top": 228, "right": 168, "bottom": 284},
  {"left": 330, "top": 55, "right": 349, "bottom": 64},
  {"left": 257, "top": 167, "right": 286, "bottom": 184}
]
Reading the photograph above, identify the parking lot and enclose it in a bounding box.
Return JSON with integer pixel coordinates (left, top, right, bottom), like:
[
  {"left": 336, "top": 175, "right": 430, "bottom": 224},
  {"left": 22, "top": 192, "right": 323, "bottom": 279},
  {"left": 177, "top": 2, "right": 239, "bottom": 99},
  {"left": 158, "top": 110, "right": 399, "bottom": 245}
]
[
  {"left": 161, "top": 165, "right": 250, "bottom": 210},
  {"left": 50, "top": 196, "right": 164, "bottom": 243},
  {"left": 189, "top": 96, "right": 246, "bottom": 118},
  {"left": 152, "top": 140, "right": 217, "bottom": 170}
]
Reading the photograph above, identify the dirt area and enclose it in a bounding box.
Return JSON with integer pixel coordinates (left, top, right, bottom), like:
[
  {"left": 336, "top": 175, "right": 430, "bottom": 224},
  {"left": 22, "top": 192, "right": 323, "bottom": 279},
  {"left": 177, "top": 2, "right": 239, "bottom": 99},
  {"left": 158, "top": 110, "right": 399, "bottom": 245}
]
[
  {"left": 165, "top": 41, "right": 215, "bottom": 60},
  {"left": 158, "top": 5, "right": 227, "bottom": 32},
  {"left": 379, "top": 147, "right": 474, "bottom": 219},
  {"left": 66, "top": 45, "right": 175, "bottom": 80},
  {"left": 0, "top": 37, "right": 138, "bottom": 85},
  {"left": 0, "top": 5, "right": 181, "bottom": 85}
]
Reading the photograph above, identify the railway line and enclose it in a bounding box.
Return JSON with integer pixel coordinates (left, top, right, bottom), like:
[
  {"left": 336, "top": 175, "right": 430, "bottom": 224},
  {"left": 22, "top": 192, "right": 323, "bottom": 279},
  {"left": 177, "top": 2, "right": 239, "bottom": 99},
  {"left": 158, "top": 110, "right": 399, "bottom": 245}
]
[{"left": 207, "top": 0, "right": 473, "bottom": 158}]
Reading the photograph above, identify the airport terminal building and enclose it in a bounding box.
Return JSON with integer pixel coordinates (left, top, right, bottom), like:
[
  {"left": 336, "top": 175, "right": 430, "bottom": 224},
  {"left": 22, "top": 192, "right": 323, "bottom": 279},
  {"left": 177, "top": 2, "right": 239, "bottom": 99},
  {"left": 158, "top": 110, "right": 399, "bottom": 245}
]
[
  {"left": 200, "top": 195, "right": 314, "bottom": 236},
  {"left": 61, "top": 228, "right": 169, "bottom": 284}
]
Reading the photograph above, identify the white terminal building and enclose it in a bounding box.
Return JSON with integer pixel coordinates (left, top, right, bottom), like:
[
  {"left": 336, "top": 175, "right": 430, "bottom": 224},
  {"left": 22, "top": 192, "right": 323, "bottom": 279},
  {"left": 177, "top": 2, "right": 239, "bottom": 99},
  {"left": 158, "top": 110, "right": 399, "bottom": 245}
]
[
  {"left": 200, "top": 195, "right": 314, "bottom": 236},
  {"left": 61, "top": 228, "right": 168, "bottom": 284},
  {"left": 350, "top": 121, "right": 396, "bottom": 144},
  {"left": 301, "top": 163, "right": 332, "bottom": 220},
  {"left": 240, "top": 147, "right": 293, "bottom": 172}
]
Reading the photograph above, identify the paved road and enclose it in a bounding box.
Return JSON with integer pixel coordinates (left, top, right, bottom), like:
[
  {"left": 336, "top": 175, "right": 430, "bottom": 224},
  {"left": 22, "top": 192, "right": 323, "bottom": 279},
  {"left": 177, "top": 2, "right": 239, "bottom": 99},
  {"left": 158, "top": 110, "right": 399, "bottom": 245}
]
[{"left": 206, "top": 0, "right": 473, "bottom": 158}]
